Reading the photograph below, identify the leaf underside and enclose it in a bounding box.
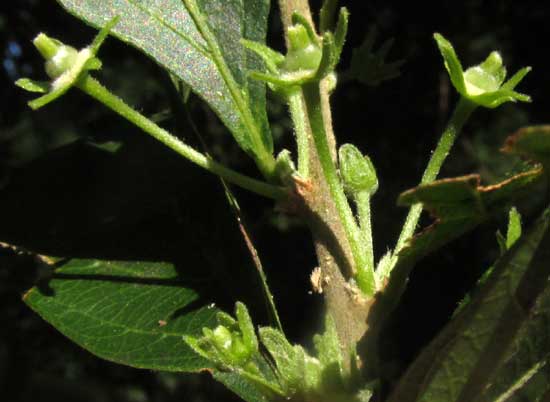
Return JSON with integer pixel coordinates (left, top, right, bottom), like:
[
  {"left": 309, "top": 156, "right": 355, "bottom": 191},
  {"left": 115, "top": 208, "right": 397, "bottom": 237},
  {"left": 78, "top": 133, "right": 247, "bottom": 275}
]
[{"left": 55, "top": 0, "right": 272, "bottom": 153}]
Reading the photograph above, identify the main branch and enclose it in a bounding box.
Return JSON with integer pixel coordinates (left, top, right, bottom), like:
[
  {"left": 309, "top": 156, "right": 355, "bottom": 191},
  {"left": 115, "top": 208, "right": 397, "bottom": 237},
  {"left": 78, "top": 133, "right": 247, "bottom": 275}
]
[{"left": 278, "top": 0, "right": 372, "bottom": 365}]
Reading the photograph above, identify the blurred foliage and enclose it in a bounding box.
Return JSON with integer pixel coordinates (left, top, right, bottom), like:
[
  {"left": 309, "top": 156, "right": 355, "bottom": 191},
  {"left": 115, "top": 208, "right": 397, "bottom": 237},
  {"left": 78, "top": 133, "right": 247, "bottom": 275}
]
[{"left": 1, "top": 1, "right": 549, "bottom": 401}]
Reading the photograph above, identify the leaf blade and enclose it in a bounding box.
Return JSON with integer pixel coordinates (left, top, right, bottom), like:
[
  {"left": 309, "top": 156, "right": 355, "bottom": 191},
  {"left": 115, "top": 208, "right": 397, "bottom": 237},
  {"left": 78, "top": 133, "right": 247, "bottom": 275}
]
[
  {"left": 24, "top": 258, "right": 219, "bottom": 372},
  {"left": 55, "top": 0, "right": 273, "bottom": 158},
  {"left": 387, "top": 207, "right": 550, "bottom": 402}
]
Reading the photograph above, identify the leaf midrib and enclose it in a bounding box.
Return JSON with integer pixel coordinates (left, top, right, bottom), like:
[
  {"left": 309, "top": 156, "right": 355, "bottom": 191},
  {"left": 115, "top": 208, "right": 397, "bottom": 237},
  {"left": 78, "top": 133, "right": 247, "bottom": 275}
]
[{"left": 29, "top": 282, "right": 213, "bottom": 339}]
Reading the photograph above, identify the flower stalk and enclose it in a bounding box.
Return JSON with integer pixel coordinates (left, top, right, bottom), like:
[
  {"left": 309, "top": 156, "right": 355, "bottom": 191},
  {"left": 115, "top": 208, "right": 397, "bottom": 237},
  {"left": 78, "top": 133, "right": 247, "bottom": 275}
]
[{"left": 16, "top": 22, "right": 286, "bottom": 200}]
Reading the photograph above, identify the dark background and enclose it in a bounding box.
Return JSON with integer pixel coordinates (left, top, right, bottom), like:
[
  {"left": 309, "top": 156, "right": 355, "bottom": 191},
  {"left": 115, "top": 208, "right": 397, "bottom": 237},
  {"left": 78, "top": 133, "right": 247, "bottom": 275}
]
[{"left": 1, "top": 1, "right": 549, "bottom": 401}]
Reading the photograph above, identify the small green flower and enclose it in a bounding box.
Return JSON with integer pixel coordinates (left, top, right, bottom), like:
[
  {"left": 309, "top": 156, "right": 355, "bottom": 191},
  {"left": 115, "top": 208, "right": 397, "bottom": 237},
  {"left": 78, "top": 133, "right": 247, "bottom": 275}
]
[
  {"left": 242, "top": 9, "right": 348, "bottom": 93},
  {"left": 434, "top": 33, "right": 531, "bottom": 108},
  {"left": 15, "top": 17, "right": 119, "bottom": 110}
]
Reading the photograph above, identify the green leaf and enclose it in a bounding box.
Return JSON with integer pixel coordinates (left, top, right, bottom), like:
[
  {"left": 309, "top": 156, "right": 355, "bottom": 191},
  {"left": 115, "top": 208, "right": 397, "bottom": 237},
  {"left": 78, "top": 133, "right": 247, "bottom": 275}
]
[
  {"left": 259, "top": 327, "right": 303, "bottom": 393},
  {"left": 313, "top": 314, "right": 344, "bottom": 391},
  {"left": 378, "top": 171, "right": 541, "bottom": 322},
  {"left": 313, "top": 314, "right": 342, "bottom": 369},
  {"left": 15, "top": 78, "right": 49, "bottom": 93},
  {"left": 506, "top": 207, "right": 522, "bottom": 249},
  {"left": 236, "top": 301, "right": 259, "bottom": 353},
  {"left": 214, "top": 371, "right": 270, "bottom": 402},
  {"left": 387, "top": 207, "right": 550, "bottom": 402},
  {"left": 24, "top": 258, "right": 220, "bottom": 372},
  {"left": 479, "top": 287, "right": 550, "bottom": 402},
  {"left": 433, "top": 33, "right": 466, "bottom": 94},
  {"left": 55, "top": 0, "right": 273, "bottom": 159},
  {"left": 396, "top": 171, "right": 540, "bottom": 263}
]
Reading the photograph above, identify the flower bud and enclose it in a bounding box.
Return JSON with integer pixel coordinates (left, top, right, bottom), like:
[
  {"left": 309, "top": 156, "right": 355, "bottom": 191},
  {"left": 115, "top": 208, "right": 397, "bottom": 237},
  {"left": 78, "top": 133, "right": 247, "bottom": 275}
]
[
  {"left": 212, "top": 325, "right": 233, "bottom": 351},
  {"left": 33, "top": 33, "right": 79, "bottom": 79},
  {"left": 284, "top": 24, "right": 322, "bottom": 72},
  {"left": 339, "top": 144, "right": 378, "bottom": 196}
]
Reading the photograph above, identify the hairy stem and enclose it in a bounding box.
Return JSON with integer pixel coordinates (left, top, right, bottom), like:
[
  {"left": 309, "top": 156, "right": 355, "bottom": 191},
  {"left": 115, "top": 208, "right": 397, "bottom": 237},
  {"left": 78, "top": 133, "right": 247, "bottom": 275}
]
[
  {"left": 77, "top": 75, "right": 286, "bottom": 200},
  {"left": 279, "top": 0, "right": 372, "bottom": 367},
  {"left": 303, "top": 83, "right": 375, "bottom": 296},
  {"left": 356, "top": 191, "right": 374, "bottom": 277},
  {"left": 391, "top": 97, "right": 476, "bottom": 265},
  {"left": 288, "top": 91, "right": 310, "bottom": 177}
]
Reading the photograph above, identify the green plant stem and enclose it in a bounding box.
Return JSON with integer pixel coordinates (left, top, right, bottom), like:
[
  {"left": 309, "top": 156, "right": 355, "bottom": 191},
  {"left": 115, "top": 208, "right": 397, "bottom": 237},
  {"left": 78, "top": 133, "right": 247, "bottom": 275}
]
[
  {"left": 288, "top": 91, "right": 310, "bottom": 177},
  {"left": 77, "top": 75, "right": 286, "bottom": 200},
  {"left": 182, "top": 0, "right": 276, "bottom": 179},
  {"left": 356, "top": 191, "right": 374, "bottom": 276},
  {"left": 302, "top": 83, "right": 376, "bottom": 296},
  {"left": 392, "top": 97, "right": 476, "bottom": 259}
]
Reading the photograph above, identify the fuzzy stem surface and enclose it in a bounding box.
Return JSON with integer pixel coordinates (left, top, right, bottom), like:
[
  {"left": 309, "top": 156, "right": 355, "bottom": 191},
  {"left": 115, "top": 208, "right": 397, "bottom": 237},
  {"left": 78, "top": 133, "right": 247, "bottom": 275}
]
[{"left": 78, "top": 75, "right": 286, "bottom": 200}]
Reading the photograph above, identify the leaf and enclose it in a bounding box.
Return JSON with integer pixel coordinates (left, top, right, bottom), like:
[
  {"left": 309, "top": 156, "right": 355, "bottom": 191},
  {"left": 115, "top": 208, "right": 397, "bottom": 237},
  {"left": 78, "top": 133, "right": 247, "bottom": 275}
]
[
  {"left": 259, "top": 327, "right": 302, "bottom": 392},
  {"left": 479, "top": 287, "right": 550, "bottom": 402},
  {"left": 214, "top": 371, "right": 269, "bottom": 402},
  {"left": 433, "top": 33, "right": 466, "bottom": 95},
  {"left": 503, "top": 125, "right": 550, "bottom": 173},
  {"left": 506, "top": 207, "right": 522, "bottom": 249},
  {"left": 313, "top": 314, "right": 342, "bottom": 369},
  {"left": 387, "top": 206, "right": 550, "bottom": 402},
  {"left": 375, "top": 171, "right": 542, "bottom": 355},
  {"left": 15, "top": 78, "right": 49, "bottom": 93},
  {"left": 24, "top": 258, "right": 220, "bottom": 372},
  {"left": 55, "top": 0, "right": 272, "bottom": 157},
  {"left": 396, "top": 171, "right": 540, "bottom": 266}
]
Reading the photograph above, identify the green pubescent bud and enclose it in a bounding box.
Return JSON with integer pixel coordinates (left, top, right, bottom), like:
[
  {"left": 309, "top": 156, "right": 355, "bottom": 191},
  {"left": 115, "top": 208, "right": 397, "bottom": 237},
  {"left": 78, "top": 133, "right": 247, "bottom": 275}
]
[
  {"left": 33, "top": 33, "right": 79, "bottom": 79},
  {"left": 229, "top": 337, "right": 251, "bottom": 363},
  {"left": 463, "top": 51, "right": 504, "bottom": 95},
  {"left": 288, "top": 24, "right": 311, "bottom": 52},
  {"left": 339, "top": 143, "right": 378, "bottom": 196},
  {"left": 45, "top": 45, "right": 79, "bottom": 79},
  {"left": 212, "top": 325, "right": 233, "bottom": 350},
  {"left": 284, "top": 24, "right": 322, "bottom": 72}
]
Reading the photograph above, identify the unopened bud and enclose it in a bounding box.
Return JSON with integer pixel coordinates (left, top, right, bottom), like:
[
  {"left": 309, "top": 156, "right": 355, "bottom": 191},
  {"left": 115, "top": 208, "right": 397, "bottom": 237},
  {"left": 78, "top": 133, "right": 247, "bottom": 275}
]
[{"left": 339, "top": 143, "right": 378, "bottom": 196}]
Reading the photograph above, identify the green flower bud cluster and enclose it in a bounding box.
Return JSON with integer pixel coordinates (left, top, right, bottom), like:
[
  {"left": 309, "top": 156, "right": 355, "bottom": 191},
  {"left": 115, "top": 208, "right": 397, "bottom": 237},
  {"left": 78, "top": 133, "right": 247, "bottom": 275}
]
[
  {"left": 184, "top": 302, "right": 259, "bottom": 369},
  {"left": 241, "top": 9, "right": 349, "bottom": 94},
  {"left": 186, "top": 305, "right": 373, "bottom": 401}
]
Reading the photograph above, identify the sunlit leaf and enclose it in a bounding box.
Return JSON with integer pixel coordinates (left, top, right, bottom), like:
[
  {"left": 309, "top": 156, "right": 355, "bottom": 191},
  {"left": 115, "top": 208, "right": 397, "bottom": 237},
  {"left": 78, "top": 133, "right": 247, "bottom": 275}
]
[{"left": 55, "top": 0, "right": 272, "bottom": 156}]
